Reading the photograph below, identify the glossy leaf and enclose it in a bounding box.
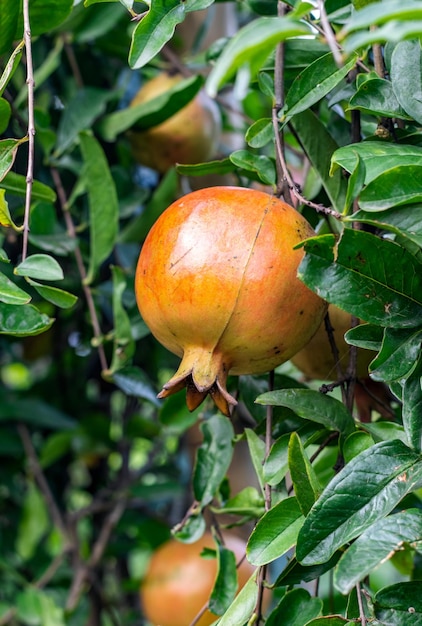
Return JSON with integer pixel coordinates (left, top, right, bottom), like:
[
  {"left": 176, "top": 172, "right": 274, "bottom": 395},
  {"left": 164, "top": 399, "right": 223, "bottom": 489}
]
[
  {"left": 0, "top": 0, "right": 19, "bottom": 55},
  {"left": 344, "top": 324, "right": 383, "bottom": 352},
  {"left": 0, "top": 40, "right": 22, "bottom": 96},
  {"left": 79, "top": 132, "right": 118, "bottom": 285},
  {"left": 349, "top": 204, "right": 422, "bottom": 248},
  {"left": 1, "top": 171, "right": 56, "bottom": 202},
  {"left": 348, "top": 77, "right": 412, "bottom": 120},
  {"left": 288, "top": 432, "right": 322, "bottom": 515},
  {"left": 291, "top": 110, "right": 347, "bottom": 213},
  {"left": 344, "top": 153, "right": 366, "bottom": 214},
  {"left": 298, "top": 229, "right": 422, "bottom": 328},
  {"left": 209, "top": 543, "right": 238, "bottom": 616},
  {"left": 55, "top": 88, "right": 111, "bottom": 156},
  {"left": 129, "top": 0, "right": 186, "bottom": 69},
  {"left": 401, "top": 354, "right": 422, "bottom": 451},
  {"left": 266, "top": 588, "right": 322, "bottom": 626},
  {"left": 296, "top": 439, "right": 422, "bottom": 565},
  {"left": 15, "top": 254, "right": 64, "bottom": 281},
  {"left": 14, "top": 0, "right": 73, "bottom": 37},
  {"left": 0, "top": 188, "right": 21, "bottom": 231},
  {"left": 193, "top": 415, "right": 234, "bottom": 507},
  {"left": 281, "top": 53, "right": 358, "bottom": 125},
  {"left": 257, "top": 389, "right": 355, "bottom": 437},
  {"left": 217, "top": 572, "right": 259, "bottom": 626},
  {"left": 99, "top": 74, "right": 203, "bottom": 140},
  {"left": 27, "top": 280, "right": 77, "bottom": 309},
  {"left": 206, "top": 16, "right": 310, "bottom": 97},
  {"left": 0, "top": 302, "right": 53, "bottom": 336},
  {"left": 274, "top": 552, "right": 342, "bottom": 587},
  {"left": 263, "top": 433, "right": 291, "bottom": 486},
  {"left": 359, "top": 165, "right": 422, "bottom": 210},
  {"left": 229, "top": 150, "right": 276, "bottom": 186},
  {"left": 112, "top": 366, "right": 161, "bottom": 406},
  {"left": 211, "top": 486, "right": 265, "bottom": 519},
  {"left": 108, "top": 265, "right": 135, "bottom": 374},
  {"left": 334, "top": 509, "right": 422, "bottom": 594},
  {"left": 247, "top": 497, "right": 304, "bottom": 566},
  {"left": 374, "top": 582, "right": 422, "bottom": 624},
  {"left": 304, "top": 618, "right": 351, "bottom": 626},
  {"left": 331, "top": 141, "right": 422, "bottom": 185},
  {"left": 391, "top": 40, "right": 422, "bottom": 123},
  {"left": 244, "top": 428, "right": 266, "bottom": 493},
  {"left": 0, "top": 272, "right": 30, "bottom": 305},
  {"left": 369, "top": 327, "right": 422, "bottom": 382},
  {"left": 245, "top": 118, "right": 274, "bottom": 149},
  {"left": 0, "top": 137, "right": 28, "bottom": 182}
]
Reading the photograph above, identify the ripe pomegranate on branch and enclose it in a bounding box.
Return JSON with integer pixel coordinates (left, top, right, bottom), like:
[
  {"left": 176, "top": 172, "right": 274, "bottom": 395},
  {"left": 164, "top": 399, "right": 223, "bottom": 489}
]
[{"left": 135, "top": 186, "right": 327, "bottom": 415}]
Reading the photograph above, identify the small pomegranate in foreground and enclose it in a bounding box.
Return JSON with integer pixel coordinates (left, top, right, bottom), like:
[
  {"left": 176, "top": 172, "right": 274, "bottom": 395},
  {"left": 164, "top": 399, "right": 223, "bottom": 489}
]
[
  {"left": 135, "top": 186, "right": 327, "bottom": 416},
  {"left": 128, "top": 72, "right": 221, "bottom": 173},
  {"left": 140, "top": 532, "right": 257, "bottom": 626}
]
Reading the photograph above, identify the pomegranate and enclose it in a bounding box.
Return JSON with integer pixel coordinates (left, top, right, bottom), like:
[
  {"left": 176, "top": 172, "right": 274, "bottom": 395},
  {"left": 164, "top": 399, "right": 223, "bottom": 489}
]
[
  {"left": 135, "top": 186, "right": 327, "bottom": 416},
  {"left": 140, "top": 532, "right": 258, "bottom": 626},
  {"left": 128, "top": 72, "right": 221, "bottom": 173}
]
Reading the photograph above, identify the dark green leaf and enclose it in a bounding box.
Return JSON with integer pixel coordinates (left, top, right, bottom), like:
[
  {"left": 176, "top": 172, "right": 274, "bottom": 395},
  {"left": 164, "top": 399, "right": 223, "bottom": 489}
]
[
  {"left": 0, "top": 272, "right": 30, "bottom": 305},
  {"left": 263, "top": 433, "right": 291, "bottom": 486},
  {"left": 27, "top": 280, "right": 78, "bottom": 309},
  {"left": 349, "top": 205, "right": 422, "bottom": 248},
  {"left": 299, "top": 229, "right": 422, "bottom": 328},
  {"left": 0, "top": 302, "right": 53, "bottom": 336},
  {"left": 15, "top": 0, "right": 73, "bottom": 37},
  {"left": 391, "top": 40, "right": 422, "bottom": 123},
  {"left": 304, "top": 618, "right": 351, "bottom": 625},
  {"left": 15, "top": 254, "right": 64, "bottom": 281},
  {"left": 217, "top": 572, "right": 258, "bottom": 626},
  {"left": 288, "top": 432, "right": 322, "bottom": 515},
  {"left": 211, "top": 487, "right": 265, "bottom": 519},
  {"left": 16, "top": 481, "right": 49, "bottom": 560},
  {"left": 282, "top": 53, "right": 358, "bottom": 125},
  {"left": 369, "top": 327, "right": 422, "bottom": 382},
  {"left": 108, "top": 266, "right": 135, "bottom": 374},
  {"left": 348, "top": 77, "right": 412, "bottom": 120},
  {"left": 112, "top": 366, "right": 161, "bottom": 406},
  {"left": 344, "top": 323, "right": 383, "bottom": 352},
  {"left": 0, "top": 98, "right": 11, "bottom": 134},
  {"left": 247, "top": 497, "right": 304, "bottom": 566},
  {"left": 291, "top": 110, "right": 347, "bottom": 213},
  {"left": 266, "top": 588, "right": 322, "bottom": 626},
  {"left": 244, "top": 428, "right": 266, "bottom": 493},
  {"left": 193, "top": 415, "right": 234, "bottom": 507},
  {"left": 0, "top": 0, "right": 19, "bottom": 55},
  {"left": 206, "top": 16, "right": 311, "bottom": 97},
  {"left": 334, "top": 509, "right": 422, "bottom": 594},
  {"left": 0, "top": 396, "right": 75, "bottom": 429},
  {"left": 209, "top": 543, "right": 238, "bottom": 616},
  {"left": 129, "top": 0, "right": 186, "bottom": 69},
  {"left": 2, "top": 172, "right": 56, "bottom": 202},
  {"left": 359, "top": 165, "right": 422, "bottom": 210},
  {"left": 79, "top": 132, "right": 119, "bottom": 284},
  {"left": 401, "top": 354, "right": 422, "bottom": 451},
  {"left": 176, "top": 158, "right": 235, "bottom": 178},
  {"left": 296, "top": 439, "right": 422, "bottom": 565},
  {"left": 230, "top": 150, "right": 276, "bottom": 186},
  {"left": 257, "top": 389, "right": 355, "bottom": 437},
  {"left": 0, "top": 137, "right": 28, "bottom": 182},
  {"left": 274, "top": 551, "right": 342, "bottom": 587},
  {"left": 344, "top": 153, "right": 366, "bottom": 214},
  {"left": 374, "top": 582, "right": 422, "bottom": 624}
]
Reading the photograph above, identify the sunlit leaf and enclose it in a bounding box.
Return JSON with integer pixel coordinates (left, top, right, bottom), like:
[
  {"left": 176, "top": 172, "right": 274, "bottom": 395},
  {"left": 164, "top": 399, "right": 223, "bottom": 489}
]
[
  {"left": 15, "top": 254, "right": 64, "bottom": 281},
  {"left": 216, "top": 572, "right": 259, "bottom": 626},
  {"left": 0, "top": 137, "right": 28, "bottom": 182},
  {"left": 0, "top": 271, "right": 31, "bottom": 305},
  {"left": 2, "top": 171, "right": 56, "bottom": 202}
]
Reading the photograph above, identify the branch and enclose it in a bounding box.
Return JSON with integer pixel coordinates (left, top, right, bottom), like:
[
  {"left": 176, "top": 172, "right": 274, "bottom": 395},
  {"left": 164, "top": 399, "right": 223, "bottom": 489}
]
[
  {"left": 22, "top": 0, "right": 35, "bottom": 261},
  {"left": 317, "top": 0, "right": 343, "bottom": 67}
]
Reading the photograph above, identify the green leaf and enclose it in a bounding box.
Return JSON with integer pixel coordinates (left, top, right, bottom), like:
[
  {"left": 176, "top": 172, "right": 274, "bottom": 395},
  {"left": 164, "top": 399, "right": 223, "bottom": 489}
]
[
  {"left": 0, "top": 271, "right": 30, "bottom": 305},
  {"left": 112, "top": 366, "right": 161, "bottom": 406},
  {"left": 298, "top": 229, "right": 422, "bottom": 328},
  {"left": 359, "top": 165, "right": 422, "bottom": 210},
  {"left": 55, "top": 88, "right": 111, "bottom": 156},
  {"left": 244, "top": 428, "right": 266, "bottom": 494},
  {"left": 334, "top": 509, "right": 422, "bottom": 594},
  {"left": 331, "top": 141, "right": 422, "bottom": 184},
  {"left": 0, "top": 98, "right": 11, "bottom": 134},
  {"left": 0, "top": 0, "right": 19, "bottom": 55},
  {"left": 16, "top": 587, "right": 65, "bottom": 626},
  {"left": 129, "top": 0, "right": 186, "bottom": 69},
  {"left": 0, "top": 137, "right": 28, "bottom": 182},
  {"left": 211, "top": 486, "right": 265, "bottom": 519},
  {"left": 288, "top": 432, "right": 322, "bottom": 515},
  {"left": 296, "top": 439, "right": 422, "bottom": 565},
  {"left": 0, "top": 187, "right": 21, "bottom": 230},
  {"left": 401, "top": 354, "right": 422, "bottom": 451},
  {"left": 27, "top": 279, "right": 78, "bottom": 309},
  {"left": 344, "top": 153, "right": 366, "bottom": 214},
  {"left": 98, "top": 74, "right": 203, "bottom": 141},
  {"left": 0, "top": 39, "right": 24, "bottom": 96},
  {"left": 229, "top": 150, "right": 276, "bottom": 186},
  {"left": 15, "top": 254, "right": 64, "bottom": 281},
  {"left": 344, "top": 324, "right": 383, "bottom": 352},
  {"left": 108, "top": 266, "right": 135, "bottom": 374},
  {"left": 304, "top": 618, "right": 352, "bottom": 626},
  {"left": 349, "top": 204, "right": 422, "bottom": 248},
  {"left": 0, "top": 302, "right": 53, "bottom": 336},
  {"left": 391, "top": 40, "right": 422, "bottom": 123},
  {"left": 14, "top": 0, "right": 73, "bottom": 37},
  {"left": 266, "top": 588, "right": 322, "bottom": 626},
  {"left": 79, "top": 132, "right": 118, "bottom": 285},
  {"left": 374, "top": 582, "right": 422, "bottom": 624},
  {"left": 247, "top": 497, "right": 304, "bottom": 566},
  {"left": 263, "top": 433, "right": 291, "bottom": 486},
  {"left": 282, "top": 53, "right": 358, "bottom": 125},
  {"left": 348, "top": 77, "right": 412, "bottom": 120},
  {"left": 206, "top": 16, "right": 311, "bottom": 97},
  {"left": 193, "top": 415, "right": 234, "bottom": 507},
  {"left": 245, "top": 118, "right": 274, "bottom": 149},
  {"left": 274, "top": 552, "right": 342, "bottom": 587},
  {"left": 257, "top": 389, "right": 355, "bottom": 437},
  {"left": 217, "top": 572, "right": 259, "bottom": 626},
  {"left": 209, "top": 542, "right": 238, "bottom": 616},
  {"left": 369, "top": 327, "right": 422, "bottom": 382},
  {"left": 0, "top": 396, "right": 75, "bottom": 429},
  {"left": 291, "top": 110, "right": 347, "bottom": 213},
  {"left": 16, "top": 481, "right": 49, "bottom": 560},
  {"left": 176, "top": 158, "right": 237, "bottom": 178},
  {"left": 2, "top": 171, "right": 56, "bottom": 202}
]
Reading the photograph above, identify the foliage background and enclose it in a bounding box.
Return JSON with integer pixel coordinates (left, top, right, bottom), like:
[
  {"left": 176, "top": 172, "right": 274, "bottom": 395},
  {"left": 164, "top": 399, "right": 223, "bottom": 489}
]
[{"left": 1, "top": 0, "right": 422, "bottom": 624}]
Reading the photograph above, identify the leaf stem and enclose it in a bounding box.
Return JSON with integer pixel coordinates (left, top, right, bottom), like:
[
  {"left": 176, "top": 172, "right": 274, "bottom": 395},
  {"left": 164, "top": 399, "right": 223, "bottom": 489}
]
[{"left": 22, "top": 0, "right": 35, "bottom": 262}]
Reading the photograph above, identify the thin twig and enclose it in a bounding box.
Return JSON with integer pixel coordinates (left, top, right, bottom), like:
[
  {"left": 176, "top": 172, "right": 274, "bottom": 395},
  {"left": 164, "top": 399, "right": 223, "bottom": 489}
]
[
  {"left": 22, "top": 0, "right": 35, "bottom": 261},
  {"left": 50, "top": 167, "right": 108, "bottom": 373},
  {"left": 318, "top": 0, "right": 343, "bottom": 67},
  {"left": 356, "top": 582, "right": 367, "bottom": 626}
]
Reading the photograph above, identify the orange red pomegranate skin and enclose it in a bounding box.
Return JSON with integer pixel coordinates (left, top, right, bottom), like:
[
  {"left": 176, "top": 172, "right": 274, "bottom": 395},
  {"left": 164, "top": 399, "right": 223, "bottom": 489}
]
[{"left": 135, "top": 186, "right": 327, "bottom": 415}]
